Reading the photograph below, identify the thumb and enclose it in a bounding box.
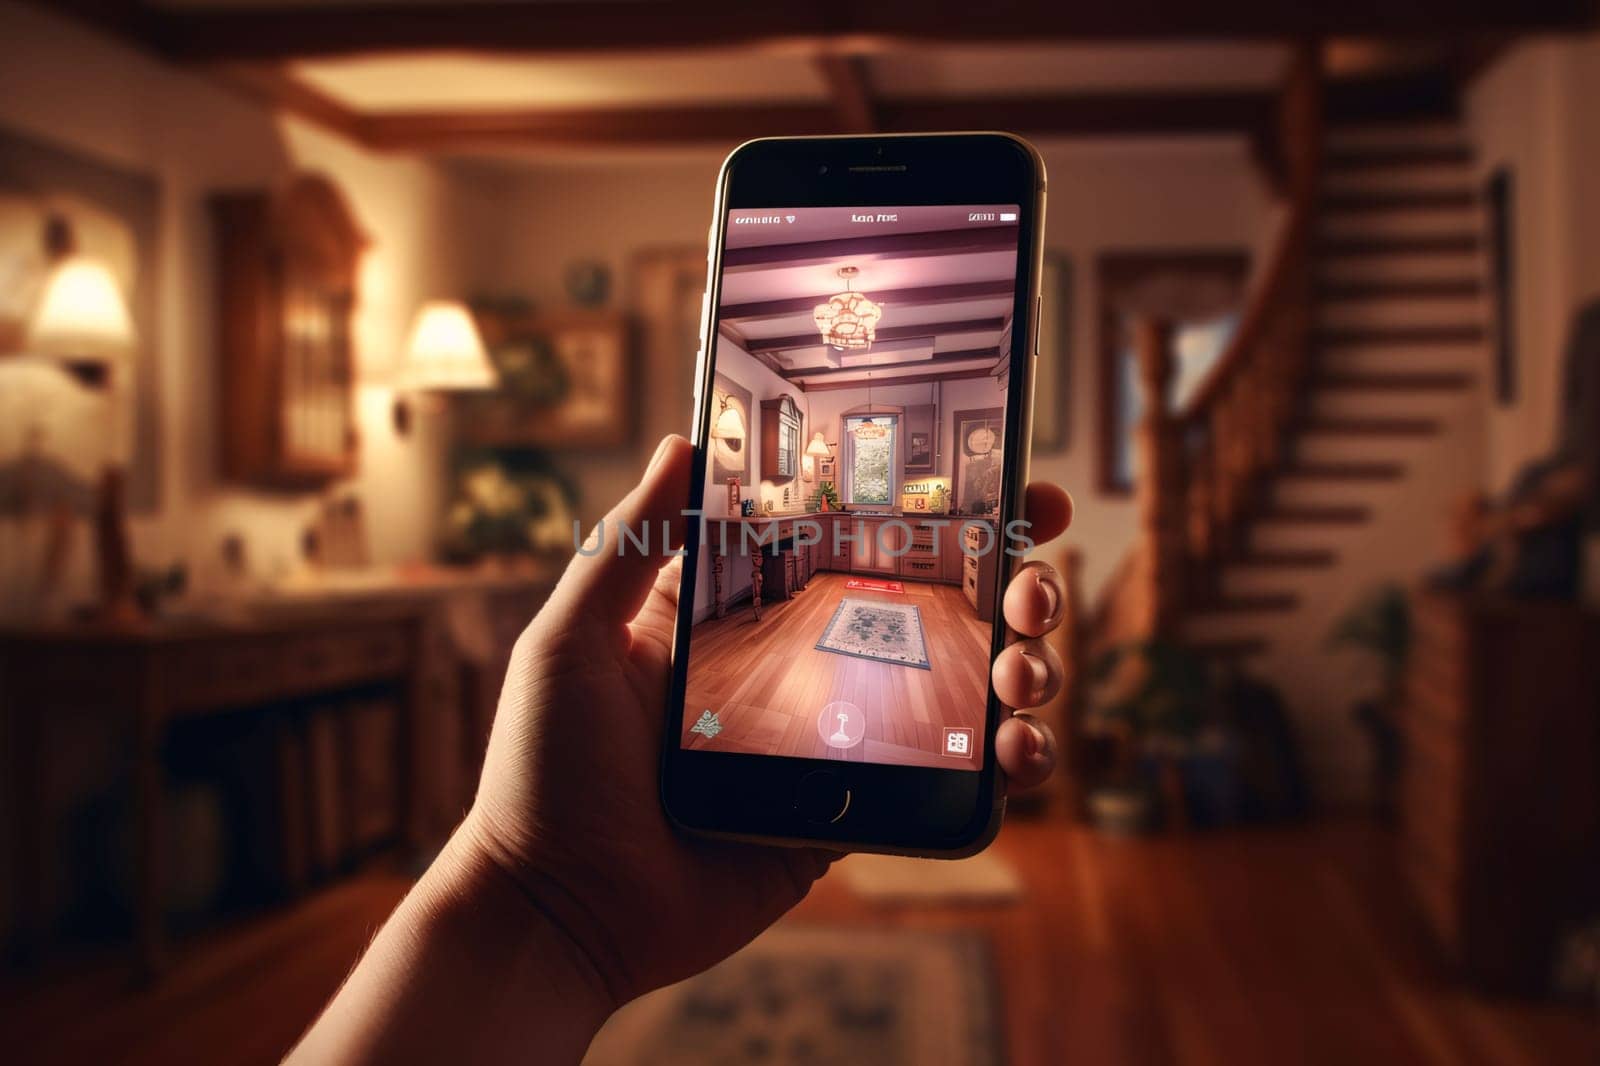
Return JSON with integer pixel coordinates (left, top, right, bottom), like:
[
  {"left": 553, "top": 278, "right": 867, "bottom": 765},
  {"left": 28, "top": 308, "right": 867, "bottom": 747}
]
[{"left": 543, "top": 434, "right": 693, "bottom": 641}]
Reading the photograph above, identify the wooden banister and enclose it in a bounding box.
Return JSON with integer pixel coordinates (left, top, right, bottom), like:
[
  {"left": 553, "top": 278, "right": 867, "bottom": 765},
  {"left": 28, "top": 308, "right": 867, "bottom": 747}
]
[{"left": 1089, "top": 43, "right": 1323, "bottom": 651}]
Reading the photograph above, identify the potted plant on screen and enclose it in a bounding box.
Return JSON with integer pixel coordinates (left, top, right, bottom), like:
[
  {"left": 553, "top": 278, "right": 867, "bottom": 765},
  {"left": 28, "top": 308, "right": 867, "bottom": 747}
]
[{"left": 809, "top": 482, "right": 840, "bottom": 513}]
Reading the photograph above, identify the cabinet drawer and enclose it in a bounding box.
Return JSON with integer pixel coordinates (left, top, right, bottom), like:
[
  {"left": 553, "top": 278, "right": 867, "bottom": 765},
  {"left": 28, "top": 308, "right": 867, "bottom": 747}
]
[
  {"left": 903, "top": 558, "right": 940, "bottom": 580},
  {"left": 169, "top": 639, "right": 287, "bottom": 713}
]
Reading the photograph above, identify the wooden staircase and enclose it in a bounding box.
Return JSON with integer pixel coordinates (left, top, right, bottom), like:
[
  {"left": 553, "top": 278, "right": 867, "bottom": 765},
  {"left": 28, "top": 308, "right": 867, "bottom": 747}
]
[{"left": 1084, "top": 62, "right": 1489, "bottom": 803}]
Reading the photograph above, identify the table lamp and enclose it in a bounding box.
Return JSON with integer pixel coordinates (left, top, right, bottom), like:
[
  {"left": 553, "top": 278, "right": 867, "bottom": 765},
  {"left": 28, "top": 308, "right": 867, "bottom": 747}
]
[
  {"left": 27, "top": 252, "right": 139, "bottom": 625},
  {"left": 393, "top": 300, "right": 498, "bottom": 434}
]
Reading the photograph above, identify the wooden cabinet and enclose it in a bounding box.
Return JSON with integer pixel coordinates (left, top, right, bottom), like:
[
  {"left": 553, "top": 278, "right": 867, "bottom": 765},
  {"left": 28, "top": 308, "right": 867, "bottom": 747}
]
[
  {"left": 846, "top": 517, "right": 904, "bottom": 576},
  {"left": 829, "top": 515, "right": 853, "bottom": 572},
  {"left": 212, "top": 174, "right": 367, "bottom": 489},
  {"left": 959, "top": 520, "right": 1001, "bottom": 622},
  {"left": 760, "top": 395, "right": 801, "bottom": 481},
  {"left": 901, "top": 521, "right": 943, "bottom": 582},
  {"left": 1397, "top": 591, "right": 1600, "bottom": 994}
]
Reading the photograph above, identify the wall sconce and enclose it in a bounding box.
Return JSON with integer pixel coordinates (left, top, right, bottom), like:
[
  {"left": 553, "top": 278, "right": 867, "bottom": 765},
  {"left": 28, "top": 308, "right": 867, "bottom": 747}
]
[
  {"left": 393, "top": 300, "right": 498, "bottom": 435},
  {"left": 28, "top": 249, "right": 140, "bottom": 625},
  {"left": 710, "top": 393, "right": 746, "bottom": 441},
  {"left": 804, "top": 431, "right": 833, "bottom": 459}
]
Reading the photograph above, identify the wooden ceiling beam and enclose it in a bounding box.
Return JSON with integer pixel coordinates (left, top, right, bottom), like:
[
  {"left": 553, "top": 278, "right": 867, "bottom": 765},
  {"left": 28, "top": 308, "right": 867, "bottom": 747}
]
[
  {"left": 71, "top": 2, "right": 1596, "bottom": 62},
  {"left": 721, "top": 279, "right": 1014, "bottom": 323},
  {"left": 814, "top": 53, "right": 878, "bottom": 134},
  {"left": 780, "top": 346, "right": 1001, "bottom": 380},
  {"left": 723, "top": 227, "right": 1017, "bottom": 272},
  {"left": 801, "top": 366, "right": 996, "bottom": 392},
  {"left": 747, "top": 316, "right": 1007, "bottom": 353}
]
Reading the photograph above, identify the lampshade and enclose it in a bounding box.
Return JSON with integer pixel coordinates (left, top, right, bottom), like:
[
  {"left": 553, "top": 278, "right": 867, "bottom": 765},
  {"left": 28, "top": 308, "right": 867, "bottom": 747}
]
[
  {"left": 399, "top": 301, "right": 497, "bottom": 391},
  {"left": 711, "top": 399, "right": 745, "bottom": 440},
  {"left": 804, "top": 431, "right": 832, "bottom": 458},
  {"left": 28, "top": 256, "right": 135, "bottom": 364}
]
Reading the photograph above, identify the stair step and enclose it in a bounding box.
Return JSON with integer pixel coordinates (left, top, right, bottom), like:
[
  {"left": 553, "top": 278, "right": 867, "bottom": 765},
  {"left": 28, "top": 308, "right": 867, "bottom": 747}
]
[
  {"left": 1321, "top": 189, "right": 1478, "bottom": 213},
  {"left": 1321, "top": 234, "right": 1481, "bottom": 257},
  {"left": 1190, "top": 593, "right": 1300, "bottom": 616},
  {"left": 1325, "top": 123, "right": 1467, "bottom": 151},
  {"left": 1279, "top": 460, "right": 1406, "bottom": 482},
  {"left": 1301, "top": 415, "right": 1443, "bottom": 438},
  {"left": 1318, "top": 324, "right": 1485, "bottom": 347},
  {"left": 1312, "top": 370, "right": 1475, "bottom": 392},
  {"left": 1232, "top": 548, "right": 1339, "bottom": 570},
  {"left": 1318, "top": 279, "right": 1483, "bottom": 302},
  {"left": 1256, "top": 504, "right": 1372, "bottom": 525},
  {"left": 1325, "top": 145, "right": 1472, "bottom": 171},
  {"left": 1188, "top": 637, "right": 1271, "bottom": 661}
]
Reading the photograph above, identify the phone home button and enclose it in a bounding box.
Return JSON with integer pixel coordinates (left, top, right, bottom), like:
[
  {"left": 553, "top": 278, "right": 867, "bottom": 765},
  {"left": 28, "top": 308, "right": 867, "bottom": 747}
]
[{"left": 794, "top": 770, "right": 851, "bottom": 824}]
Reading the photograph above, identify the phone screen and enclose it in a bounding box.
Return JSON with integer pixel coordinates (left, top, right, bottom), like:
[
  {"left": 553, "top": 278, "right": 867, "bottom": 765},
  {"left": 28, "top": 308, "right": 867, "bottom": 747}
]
[{"left": 680, "top": 203, "right": 1023, "bottom": 772}]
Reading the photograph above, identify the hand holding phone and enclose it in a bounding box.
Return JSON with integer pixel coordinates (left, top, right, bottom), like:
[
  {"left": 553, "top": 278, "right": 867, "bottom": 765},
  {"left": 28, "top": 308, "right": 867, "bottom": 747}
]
[{"left": 662, "top": 133, "right": 1053, "bottom": 855}]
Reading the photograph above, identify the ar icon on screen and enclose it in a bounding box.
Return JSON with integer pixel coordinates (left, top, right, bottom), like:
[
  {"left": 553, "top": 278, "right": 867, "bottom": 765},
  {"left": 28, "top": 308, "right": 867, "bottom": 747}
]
[
  {"left": 942, "top": 727, "right": 974, "bottom": 758},
  {"left": 689, "top": 710, "right": 723, "bottom": 739}
]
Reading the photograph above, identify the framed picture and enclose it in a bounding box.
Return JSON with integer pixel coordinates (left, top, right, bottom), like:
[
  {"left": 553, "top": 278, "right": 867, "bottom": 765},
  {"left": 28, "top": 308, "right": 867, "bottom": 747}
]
[
  {"left": 817, "top": 452, "right": 837, "bottom": 483},
  {"left": 458, "top": 309, "right": 633, "bottom": 449},
  {"left": 952, "top": 408, "right": 1004, "bottom": 516}
]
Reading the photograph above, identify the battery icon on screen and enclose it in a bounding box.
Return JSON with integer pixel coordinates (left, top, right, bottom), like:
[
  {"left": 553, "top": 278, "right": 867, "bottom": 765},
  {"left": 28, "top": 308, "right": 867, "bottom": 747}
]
[{"left": 999, "top": 212, "right": 1017, "bottom": 222}]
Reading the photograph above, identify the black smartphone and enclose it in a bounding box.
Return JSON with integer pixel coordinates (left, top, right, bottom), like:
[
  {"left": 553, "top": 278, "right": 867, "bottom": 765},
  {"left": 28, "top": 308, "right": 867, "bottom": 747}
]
[{"left": 661, "top": 133, "right": 1047, "bottom": 856}]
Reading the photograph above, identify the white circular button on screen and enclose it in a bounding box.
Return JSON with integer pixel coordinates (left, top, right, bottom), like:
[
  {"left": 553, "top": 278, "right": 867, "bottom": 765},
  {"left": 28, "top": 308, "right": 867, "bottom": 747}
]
[{"left": 817, "top": 700, "right": 865, "bottom": 750}]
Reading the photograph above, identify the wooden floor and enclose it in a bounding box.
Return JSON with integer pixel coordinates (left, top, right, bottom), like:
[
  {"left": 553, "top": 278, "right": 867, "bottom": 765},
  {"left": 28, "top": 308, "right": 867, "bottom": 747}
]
[
  {"left": 3, "top": 821, "right": 1592, "bottom": 1066},
  {"left": 684, "top": 572, "right": 989, "bottom": 767}
]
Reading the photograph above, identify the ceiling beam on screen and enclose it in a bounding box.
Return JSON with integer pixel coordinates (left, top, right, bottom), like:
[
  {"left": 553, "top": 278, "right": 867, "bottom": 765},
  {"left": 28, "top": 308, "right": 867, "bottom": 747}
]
[
  {"left": 801, "top": 366, "right": 997, "bottom": 392},
  {"left": 721, "top": 279, "right": 1015, "bottom": 324},
  {"left": 67, "top": 2, "right": 1596, "bottom": 62},
  {"left": 780, "top": 346, "right": 1001, "bottom": 380},
  {"left": 723, "top": 227, "right": 1017, "bottom": 272},
  {"left": 746, "top": 316, "right": 1007, "bottom": 353}
]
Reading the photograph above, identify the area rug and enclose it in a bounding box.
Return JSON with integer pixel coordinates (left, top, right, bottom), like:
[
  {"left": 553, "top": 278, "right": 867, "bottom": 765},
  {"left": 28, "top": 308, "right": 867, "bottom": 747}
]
[
  {"left": 836, "top": 851, "right": 1024, "bottom": 905},
  {"left": 844, "top": 576, "right": 905, "bottom": 594},
  {"left": 582, "top": 924, "right": 1000, "bottom": 1066},
  {"left": 816, "top": 598, "right": 931, "bottom": 670}
]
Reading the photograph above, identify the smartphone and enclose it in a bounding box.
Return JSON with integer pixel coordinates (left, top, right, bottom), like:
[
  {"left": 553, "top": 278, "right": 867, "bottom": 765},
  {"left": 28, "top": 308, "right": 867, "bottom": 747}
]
[{"left": 661, "top": 133, "right": 1046, "bottom": 856}]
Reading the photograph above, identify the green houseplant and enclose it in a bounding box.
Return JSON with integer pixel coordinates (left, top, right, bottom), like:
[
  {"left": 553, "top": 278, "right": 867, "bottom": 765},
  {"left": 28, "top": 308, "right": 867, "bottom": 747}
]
[
  {"left": 1327, "top": 583, "right": 1411, "bottom": 818},
  {"left": 808, "top": 481, "right": 841, "bottom": 512},
  {"left": 1083, "top": 639, "right": 1211, "bottom": 833}
]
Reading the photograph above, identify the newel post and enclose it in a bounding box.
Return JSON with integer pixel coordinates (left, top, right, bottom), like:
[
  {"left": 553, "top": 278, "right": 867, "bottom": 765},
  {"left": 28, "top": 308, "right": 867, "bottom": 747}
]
[{"left": 1133, "top": 318, "right": 1184, "bottom": 637}]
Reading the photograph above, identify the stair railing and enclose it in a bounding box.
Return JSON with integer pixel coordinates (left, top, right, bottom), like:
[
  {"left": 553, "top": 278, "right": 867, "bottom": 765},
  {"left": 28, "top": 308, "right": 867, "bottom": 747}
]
[{"left": 1090, "top": 44, "right": 1323, "bottom": 654}]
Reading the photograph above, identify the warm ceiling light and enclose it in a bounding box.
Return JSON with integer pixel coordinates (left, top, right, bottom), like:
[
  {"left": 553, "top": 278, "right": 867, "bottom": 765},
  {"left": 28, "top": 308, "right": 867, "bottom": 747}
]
[
  {"left": 399, "top": 300, "right": 497, "bottom": 390},
  {"left": 813, "top": 266, "right": 881, "bottom": 351},
  {"left": 804, "top": 431, "right": 832, "bottom": 458},
  {"left": 28, "top": 256, "right": 135, "bottom": 364}
]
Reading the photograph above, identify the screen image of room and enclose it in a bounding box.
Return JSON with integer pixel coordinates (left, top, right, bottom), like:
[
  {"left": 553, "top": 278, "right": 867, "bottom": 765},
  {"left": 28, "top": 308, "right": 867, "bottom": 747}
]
[{"left": 682, "top": 205, "right": 1019, "bottom": 770}]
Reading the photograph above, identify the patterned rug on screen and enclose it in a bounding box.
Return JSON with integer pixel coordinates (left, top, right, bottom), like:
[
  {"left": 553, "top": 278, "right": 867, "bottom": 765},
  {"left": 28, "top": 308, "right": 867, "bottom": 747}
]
[{"left": 815, "top": 598, "right": 931, "bottom": 670}]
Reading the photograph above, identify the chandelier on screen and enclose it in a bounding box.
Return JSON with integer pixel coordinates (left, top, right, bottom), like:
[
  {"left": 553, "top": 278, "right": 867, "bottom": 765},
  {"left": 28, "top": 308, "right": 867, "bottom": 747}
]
[{"left": 813, "top": 266, "right": 882, "bottom": 350}]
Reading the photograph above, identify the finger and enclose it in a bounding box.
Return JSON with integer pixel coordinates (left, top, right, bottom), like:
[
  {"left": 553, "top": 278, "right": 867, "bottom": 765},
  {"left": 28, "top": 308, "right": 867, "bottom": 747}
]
[
  {"left": 995, "top": 713, "right": 1056, "bottom": 791},
  {"left": 1003, "top": 561, "right": 1065, "bottom": 638},
  {"left": 626, "top": 556, "right": 684, "bottom": 671},
  {"left": 1022, "top": 482, "right": 1073, "bottom": 545},
  {"left": 991, "top": 636, "right": 1062, "bottom": 710},
  {"left": 546, "top": 435, "right": 692, "bottom": 636}
]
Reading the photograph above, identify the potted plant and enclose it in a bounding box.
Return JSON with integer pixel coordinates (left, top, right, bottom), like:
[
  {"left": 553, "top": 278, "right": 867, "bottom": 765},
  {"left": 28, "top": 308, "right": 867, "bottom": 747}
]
[
  {"left": 809, "top": 481, "right": 840, "bottom": 513},
  {"left": 1327, "top": 583, "right": 1410, "bottom": 819},
  {"left": 1083, "top": 640, "right": 1210, "bottom": 833}
]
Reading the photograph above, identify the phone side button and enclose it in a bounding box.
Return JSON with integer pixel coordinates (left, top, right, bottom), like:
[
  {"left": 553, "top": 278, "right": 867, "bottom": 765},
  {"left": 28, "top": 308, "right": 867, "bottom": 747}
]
[
  {"left": 1032, "top": 294, "right": 1042, "bottom": 356},
  {"left": 793, "top": 770, "right": 851, "bottom": 824}
]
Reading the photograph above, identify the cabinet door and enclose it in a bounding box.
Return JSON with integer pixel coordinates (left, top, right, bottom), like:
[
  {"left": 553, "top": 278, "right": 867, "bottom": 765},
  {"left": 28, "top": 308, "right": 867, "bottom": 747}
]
[{"left": 831, "top": 517, "right": 853, "bottom": 571}]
